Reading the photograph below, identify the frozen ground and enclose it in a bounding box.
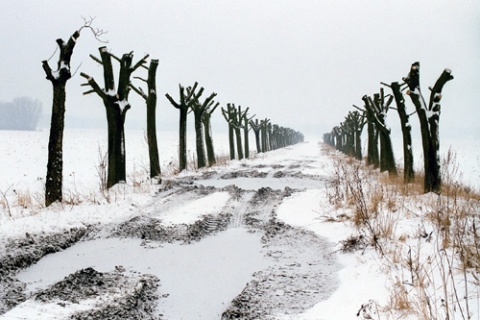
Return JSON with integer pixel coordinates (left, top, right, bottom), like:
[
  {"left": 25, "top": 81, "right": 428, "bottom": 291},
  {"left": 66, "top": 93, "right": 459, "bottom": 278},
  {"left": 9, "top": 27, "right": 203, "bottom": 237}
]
[{"left": 1, "top": 129, "right": 479, "bottom": 319}]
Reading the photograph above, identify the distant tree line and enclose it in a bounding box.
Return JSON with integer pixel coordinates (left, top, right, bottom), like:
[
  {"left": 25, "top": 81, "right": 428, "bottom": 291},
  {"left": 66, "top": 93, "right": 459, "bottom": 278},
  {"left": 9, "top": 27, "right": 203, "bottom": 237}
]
[
  {"left": 323, "top": 62, "right": 453, "bottom": 194},
  {"left": 0, "top": 97, "right": 42, "bottom": 131},
  {"left": 41, "top": 20, "right": 304, "bottom": 206}
]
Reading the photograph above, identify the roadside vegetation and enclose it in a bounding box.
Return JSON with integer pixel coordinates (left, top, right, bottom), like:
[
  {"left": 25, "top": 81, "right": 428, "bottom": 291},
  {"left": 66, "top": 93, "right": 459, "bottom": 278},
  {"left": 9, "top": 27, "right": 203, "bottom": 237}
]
[{"left": 324, "top": 142, "right": 480, "bottom": 319}]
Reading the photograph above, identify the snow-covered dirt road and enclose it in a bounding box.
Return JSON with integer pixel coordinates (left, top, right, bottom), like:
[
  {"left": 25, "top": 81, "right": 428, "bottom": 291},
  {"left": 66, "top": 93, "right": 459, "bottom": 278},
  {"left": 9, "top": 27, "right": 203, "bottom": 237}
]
[{"left": 1, "top": 141, "right": 345, "bottom": 319}]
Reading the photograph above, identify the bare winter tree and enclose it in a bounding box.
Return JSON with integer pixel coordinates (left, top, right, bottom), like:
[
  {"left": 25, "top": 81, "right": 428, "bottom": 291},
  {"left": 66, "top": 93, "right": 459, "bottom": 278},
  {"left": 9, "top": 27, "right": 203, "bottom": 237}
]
[
  {"left": 354, "top": 102, "right": 379, "bottom": 168},
  {"left": 165, "top": 82, "right": 201, "bottom": 171},
  {"left": 81, "top": 47, "right": 148, "bottom": 188},
  {"left": 403, "top": 62, "right": 453, "bottom": 193},
  {"left": 241, "top": 107, "right": 253, "bottom": 159},
  {"left": 130, "top": 59, "right": 161, "bottom": 181},
  {"left": 249, "top": 119, "right": 262, "bottom": 153},
  {"left": 260, "top": 118, "right": 270, "bottom": 153},
  {"left": 383, "top": 81, "right": 415, "bottom": 183},
  {"left": 189, "top": 88, "right": 217, "bottom": 169},
  {"left": 344, "top": 111, "right": 366, "bottom": 160},
  {"left": 363, "top": 89, "right": 397, "bottom": 176},
  {"left": 233, "top": 105, "right": 245, "bottom": 160},
  {"left": 42, "top": 19, "right": 106, "bottom": 206},
  {"left": 222, "top": 104, "right": 237, "bottom": 160},
  {"left": 202, "top": 102, "right": 219, "bottom": 166}
]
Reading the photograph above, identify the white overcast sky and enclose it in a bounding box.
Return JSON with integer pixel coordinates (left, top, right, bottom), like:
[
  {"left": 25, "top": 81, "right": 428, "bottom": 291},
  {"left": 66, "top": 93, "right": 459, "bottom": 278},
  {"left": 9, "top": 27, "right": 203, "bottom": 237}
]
[{"left": 1, "top": 0, "right": 479, "bottom": 138}]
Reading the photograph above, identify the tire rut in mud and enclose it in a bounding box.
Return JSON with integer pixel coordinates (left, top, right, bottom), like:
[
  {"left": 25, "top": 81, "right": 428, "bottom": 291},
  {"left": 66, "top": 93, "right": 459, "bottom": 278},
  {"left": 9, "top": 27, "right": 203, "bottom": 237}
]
[
  {"left": 108, "top": 185, "right": 231, "bottom": 244},
  {"left": 221, "top": 186, "right": 337, "bottom": 319},
  {"left": 0, "top": 227, "right": 92, "bottom": 314},
  {"left": 36, "top": 267, "right": 162, "bottom": 320}
]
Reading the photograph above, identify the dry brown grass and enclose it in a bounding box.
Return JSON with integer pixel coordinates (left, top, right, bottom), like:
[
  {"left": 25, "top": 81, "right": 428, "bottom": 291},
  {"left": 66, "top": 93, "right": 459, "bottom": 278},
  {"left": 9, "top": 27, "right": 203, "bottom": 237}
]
[
  {"left": 388, "top": 280, "right": 412, "bottom": 312},
  {"left": 324, "top": 143, "right": 480, "bottom": 319},
  {"left": 15, "top": 189, "right": 32, "bottom": 209},
  {"left": 214, "top": 153, "right": 231, "bottom": 167}
]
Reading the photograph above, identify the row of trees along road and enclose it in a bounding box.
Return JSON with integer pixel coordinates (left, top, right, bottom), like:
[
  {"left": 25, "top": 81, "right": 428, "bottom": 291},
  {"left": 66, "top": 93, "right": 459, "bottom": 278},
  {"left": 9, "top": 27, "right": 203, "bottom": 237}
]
[
  {"left": 323, "top": 62, "right": 453, "bottom": 194},
  {"left": 42, "top": 21, "right": 304, "bottom": 207},
  {"left": 222, "top": 104, "right": 304, "bottom": 161}
]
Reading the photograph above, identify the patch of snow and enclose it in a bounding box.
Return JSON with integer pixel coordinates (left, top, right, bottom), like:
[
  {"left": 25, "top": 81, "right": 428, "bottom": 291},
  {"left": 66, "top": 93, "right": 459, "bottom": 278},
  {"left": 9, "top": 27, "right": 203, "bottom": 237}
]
[
  {"left": 115, "top": 99, "right": 129, "bottom": 112},
  {"left": 160, "top": 191, "right": 230, "bottom": 226}
]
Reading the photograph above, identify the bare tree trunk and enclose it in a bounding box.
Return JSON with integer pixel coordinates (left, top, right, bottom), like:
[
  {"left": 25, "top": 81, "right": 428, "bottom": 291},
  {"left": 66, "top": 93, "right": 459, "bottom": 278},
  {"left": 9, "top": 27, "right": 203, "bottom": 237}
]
[
  {"left": 45, "top": 84, "right": 66, "bottom": 205},
  {"left": 222, "top": 104, "right": 236, "bottom": 160},
  {"left": 188, "top": 89, "right": 217, "bottom": 169},
  {"left": 365, "top": 109, "right": 379, "bottom": 168},
  {"left": 403, "top": 62, "right": 453, "bottom": 193},
  {"left": 42, "top": 30, "right": 81, "bottom": 206},
  {"left": 267, "top": 122, "right": 273, "bottom": 151},
  {"left": 105, "top": 105, "right": 127, "bottom": 187},
  {"left": 203, "top": 113, "right": 215, "bottom": 166},
  {"left": 250, "top": 119, "right": 261, "bottom": 153},
  {"left": 145, "top": 60, "right": 161, "bottom": 180},
  {"left": 166, "top": 83, "right": 199, "bottom": 172},
  {"left": 363, "top": 93, "right": 397, "bottom": 176},
  {"left": 178, "top": 107, "right": 188, "bottom": 170},
  {"left": 243, "top": 113, "right": 250, "bottom": 159},
  {"left": 235, "top": 127, "right": 244, "bottom": 160},
  {"left": 130, "top": 59, "right": 161, "bottom": 180},
  {"left": 390, "top": 82, "right": 415, "bottom": 183}
]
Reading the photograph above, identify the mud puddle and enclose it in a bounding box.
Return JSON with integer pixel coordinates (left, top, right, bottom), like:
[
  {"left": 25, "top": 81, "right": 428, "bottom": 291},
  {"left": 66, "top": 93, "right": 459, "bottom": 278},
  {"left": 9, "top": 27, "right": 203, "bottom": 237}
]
[{"left": 16, "top": 228, "right": 267, "bottom": 319}]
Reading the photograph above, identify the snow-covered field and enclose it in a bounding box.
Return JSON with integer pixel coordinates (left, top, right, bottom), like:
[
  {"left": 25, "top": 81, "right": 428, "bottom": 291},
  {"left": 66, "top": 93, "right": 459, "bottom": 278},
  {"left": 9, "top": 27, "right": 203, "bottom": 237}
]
[{"left": 1, "top": 128, "right": 479, "bottom": 319}]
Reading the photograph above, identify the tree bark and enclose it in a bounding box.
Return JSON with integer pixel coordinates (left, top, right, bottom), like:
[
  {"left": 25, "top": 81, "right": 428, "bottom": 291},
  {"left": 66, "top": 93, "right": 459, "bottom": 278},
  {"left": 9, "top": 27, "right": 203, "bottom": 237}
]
[
  {"left": 45, "top": 83, "right": 66, "bottom": 206},
  {"left": 235, "top": 126, "right": 244, "bottom": 160},
  {"left": 193, "top": 113, "right": 207, "bottom": 168},
  {"left": 203, "top": 111, "right": 216, "bottom": 166},
  {"left": 145, "top": 60, "right": 161, "bottom": 180},
  {"left": 243, "top": 112, "right": 250, "bottom": 159},
  {"left": 365, "top": 107, "right": 379, "bottom": 168}
]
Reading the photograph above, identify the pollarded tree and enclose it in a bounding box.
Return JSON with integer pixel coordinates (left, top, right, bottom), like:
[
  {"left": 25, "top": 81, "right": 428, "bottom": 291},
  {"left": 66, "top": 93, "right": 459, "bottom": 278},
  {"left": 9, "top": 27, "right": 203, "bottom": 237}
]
[
  {"left": 354, "top": 103, "right": 379, "bottom": 168},
  {"left": 165, "top": 82, "right": 201, "bottom": 171},
  {"left": 363, "top": 89, "right": 397, "bottom": 176},
  {"left": 190, "top": 88, "right": 217, "bottom": 169},
  {"left": 383, "top": 81, "right": 415, "bottom": 183},
  {"left": 240, "top": 107, "right": 253, "bottom": 159},
  {"left": 81, "top": 47, "right": 149, "bottom": 188},
  {"left": 403, "top": 62, "right": 453, "bottom": 193},
  {"left": 345, "top": 111, "right": 366, "bottom": 160},
  {"left": 323, "top": 132, "right": 334, "bottom": 147},
  {"left": 340, "top": 120, "right": 355, "bottom": 157},
  {"left": 222, "top": 104, "right": 237, "bottom": 160},
  {"left": 222, "top": 104, "right": 247, "bottom": 160},
  {"left": 42, "top": 19, "right": 105, "bottom": 206},
  {"left": 267, "top": 122, "right": 274, "bottom": 151},
  {"left": 249, "top": 119, "right": 261, "bottom": 153},
  {"left": 260, "top": 118, "right": 270, "bottom": 153},
  {"left": 202, "top": 102, "right": 219, "bottom": 166},
  {"left": 232, "top": 105, "right": 246, "bottom": 160},
  {"left": 332, "top": 126, "right": 342, "bottom": 152},
  {"left": 271, "top": 124, "right": 280, "bottom": 150},
  {"left": 130, "top": 59, "right": 161, "bottom": 180}
]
